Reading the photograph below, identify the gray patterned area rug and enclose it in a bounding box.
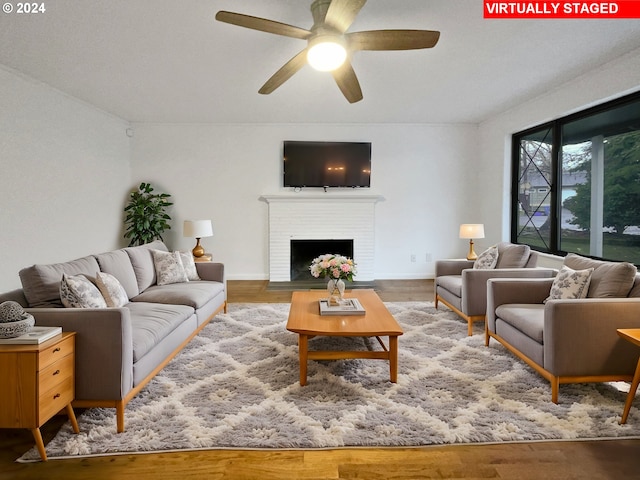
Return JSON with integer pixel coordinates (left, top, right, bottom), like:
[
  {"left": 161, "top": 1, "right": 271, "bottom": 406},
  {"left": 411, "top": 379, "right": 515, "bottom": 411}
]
[{"left": 19, "top": 302, "right": 640, "bottom": 461}]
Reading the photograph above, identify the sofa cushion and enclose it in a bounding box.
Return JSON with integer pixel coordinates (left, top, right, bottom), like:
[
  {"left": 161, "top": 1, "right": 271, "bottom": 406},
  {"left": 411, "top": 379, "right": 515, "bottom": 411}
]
[
  {"left": 94, "top": 249, "right": 139, "bottom": 298},
  {"left": 19, "top": 255, "right": 101, "bottom": 307},
  {"left": 545, "top": 265, "right": 593, "bottom": 303},
  {"left": 126, "top": 302, "right": 195, "bottom": 362},
  {"left": 474, "top": 246, "right": 498, "bottom": 269},
  {"left": 627, "top": 275, "right": 640, "bottom": 298},
  {"left": 495, "top": 304, "right": 545, "bottom": 343},
  {"left": 563, "top": 253, "right": 637, "bottom": 298},
  {"left": 132, "top": 281, "right": 225, "bottom": 309},
  {"left": 60, "top": 273, "right": 107, "bottom": 308},
  {"left": 495, "top": 243, "right": 531, "bottom": 268},
  {"left": 152, "top": 250, "right": 188, "bottom": 286},
  {"left": 124, "top": 240, "right": 168, "bottom": 293},
  {"left": 96, "top": 272, "right": 129, "bottom": 308},
  {"left": 436, "top": 275, "right": 462, "bottom": 297}
]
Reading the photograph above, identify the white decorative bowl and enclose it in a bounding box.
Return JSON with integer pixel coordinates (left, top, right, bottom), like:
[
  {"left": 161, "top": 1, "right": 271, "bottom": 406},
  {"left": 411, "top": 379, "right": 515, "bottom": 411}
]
[{"left": 0, "top": 314, "right": 35, "bottom": 338}]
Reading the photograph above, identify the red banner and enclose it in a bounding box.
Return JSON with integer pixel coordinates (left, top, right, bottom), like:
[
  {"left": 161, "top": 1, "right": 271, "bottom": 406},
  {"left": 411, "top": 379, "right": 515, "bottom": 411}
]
[{"left": 484, "top": 1, "right": 640, "bottom": 18}]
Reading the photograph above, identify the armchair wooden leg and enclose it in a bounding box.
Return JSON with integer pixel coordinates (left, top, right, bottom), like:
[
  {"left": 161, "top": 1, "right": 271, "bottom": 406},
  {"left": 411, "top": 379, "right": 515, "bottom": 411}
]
[{"left": 551, "top": 377, "right": 559, "bottom": 404}]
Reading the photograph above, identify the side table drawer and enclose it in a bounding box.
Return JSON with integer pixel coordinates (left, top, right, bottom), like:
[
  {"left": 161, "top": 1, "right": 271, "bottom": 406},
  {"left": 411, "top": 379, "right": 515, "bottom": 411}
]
[
  {"left": 40, "top": 335, "right": 74, "bottom": 369},
  {"left": 40, "top": 353, "right": 74, "bottom": 394},
  {"left": 39, "top": 375, "right": 74, "bottom": 423}
]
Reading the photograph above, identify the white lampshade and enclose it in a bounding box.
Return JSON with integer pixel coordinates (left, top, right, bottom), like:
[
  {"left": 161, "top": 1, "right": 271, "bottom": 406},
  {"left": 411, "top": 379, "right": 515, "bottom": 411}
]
[
  {"left": 184, "top": 220, "right": 213, "bottom": 238},
  {"left": 307, "top": 36, "right": 347, "bottom": 71},
  {"left": 459, "top": 224, "right": 485, "bottom": 239}
]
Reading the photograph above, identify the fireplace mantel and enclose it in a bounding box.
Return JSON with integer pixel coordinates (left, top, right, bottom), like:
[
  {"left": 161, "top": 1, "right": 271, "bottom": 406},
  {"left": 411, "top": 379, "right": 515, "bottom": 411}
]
[
  {"left": 260, "top": 194, "right": 384, "bottom": 204},
  {"left": 260, "top": 194, "right": 382, "bottom": 282}
]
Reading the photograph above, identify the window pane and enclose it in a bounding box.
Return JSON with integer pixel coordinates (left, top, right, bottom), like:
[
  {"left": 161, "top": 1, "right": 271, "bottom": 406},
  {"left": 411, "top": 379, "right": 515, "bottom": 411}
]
[
  {"left": 515, "top": 127, "right": 553, "bottom": 250},
  {"left": 560, "top": 98, "right": 640, "bottom": 263}
]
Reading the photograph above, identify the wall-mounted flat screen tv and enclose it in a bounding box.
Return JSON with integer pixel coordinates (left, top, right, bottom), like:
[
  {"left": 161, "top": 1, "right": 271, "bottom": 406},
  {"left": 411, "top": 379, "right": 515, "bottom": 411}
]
[{"left": 283, "top": 141, "right": 371, "bottom": 188}]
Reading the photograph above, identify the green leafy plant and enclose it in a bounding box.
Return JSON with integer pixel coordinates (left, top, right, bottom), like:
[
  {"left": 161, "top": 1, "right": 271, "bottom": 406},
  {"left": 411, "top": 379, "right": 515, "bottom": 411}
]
[{"left": 124, "top": 182, "right": 173, "bottom": 247}]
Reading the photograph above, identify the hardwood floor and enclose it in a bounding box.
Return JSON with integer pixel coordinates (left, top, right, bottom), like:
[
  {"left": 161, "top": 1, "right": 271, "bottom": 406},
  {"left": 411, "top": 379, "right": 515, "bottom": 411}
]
[{"left": 1, "top": 280, "right": 639, "bottom": 479}]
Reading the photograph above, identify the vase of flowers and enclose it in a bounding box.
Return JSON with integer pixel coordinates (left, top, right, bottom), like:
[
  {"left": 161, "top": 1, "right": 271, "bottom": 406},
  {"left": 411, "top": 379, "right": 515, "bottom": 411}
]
[{"left": 309, "top": 254, "right": 357, "bottom": 304}]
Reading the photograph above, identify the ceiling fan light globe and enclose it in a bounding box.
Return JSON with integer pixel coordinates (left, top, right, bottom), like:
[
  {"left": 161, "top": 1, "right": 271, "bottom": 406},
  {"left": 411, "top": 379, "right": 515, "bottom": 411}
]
[{"left": 307, "top": 40, "right": 347, "bottom": 71}]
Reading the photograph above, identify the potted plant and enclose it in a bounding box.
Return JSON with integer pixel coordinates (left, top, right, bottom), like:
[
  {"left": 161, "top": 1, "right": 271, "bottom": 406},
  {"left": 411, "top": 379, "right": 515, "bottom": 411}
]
[{"left": 123, "top": 182, "right": 173, "bottom": 246}]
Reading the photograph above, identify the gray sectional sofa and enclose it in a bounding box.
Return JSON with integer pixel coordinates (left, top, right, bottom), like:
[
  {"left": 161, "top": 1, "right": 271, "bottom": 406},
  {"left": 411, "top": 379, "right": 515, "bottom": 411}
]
[
  {"left": 486, "top": 253, "right": 640, "bottom": 403},
  {"left": 0, "top": 240, "right": 226, "bottom": 432}
]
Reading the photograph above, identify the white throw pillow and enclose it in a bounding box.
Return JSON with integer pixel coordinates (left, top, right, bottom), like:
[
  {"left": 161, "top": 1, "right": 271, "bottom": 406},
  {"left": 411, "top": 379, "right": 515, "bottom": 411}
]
[
  {"left": 96, "top": 272, "right": 129, "bottom": 307},
  {"left": 179, "top": 251, "right": 201, "bottom": 281},
  {"left": 544, "top": 265, "right": 594, "bottom": 303},
  {"left": 60, "top": 274, "right": 107, "bottom": 308},
  {"left": 152, "top": 250, "right": 188, "bottom": 286},
  {"left": 474, "top": 246, "right": 499, "bottom": 269}
]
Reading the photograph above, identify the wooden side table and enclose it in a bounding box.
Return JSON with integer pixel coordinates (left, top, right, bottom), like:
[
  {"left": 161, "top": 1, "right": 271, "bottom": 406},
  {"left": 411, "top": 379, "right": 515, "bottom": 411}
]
[
  {"left": 0, "top": 331, "right": 79, "bottom": 460},
  {"left": 194, "top": 253, "right": 212, "bottom": 262},
  {"left": 617, "top": 328, "right": 640, "bottom": 424}
]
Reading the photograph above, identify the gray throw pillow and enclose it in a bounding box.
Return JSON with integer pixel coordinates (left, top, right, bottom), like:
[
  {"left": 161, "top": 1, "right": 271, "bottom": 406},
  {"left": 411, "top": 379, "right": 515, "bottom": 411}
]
[
  {"left": 152, "top": 250, "right": 188, "bottom": 286},
  {"left": 544, "top": 265, "right": 593, "bottom": 303},
  {"left": 60, "top": 274, "right": 107, "bottom": 308},
  {"left": 474, "top": 246, "right": 498, "bottom": 269}
]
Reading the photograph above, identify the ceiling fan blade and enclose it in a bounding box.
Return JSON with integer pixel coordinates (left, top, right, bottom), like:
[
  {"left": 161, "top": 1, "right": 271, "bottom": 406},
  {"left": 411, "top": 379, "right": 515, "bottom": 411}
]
[
  {"left": 347, "top": 29, "right": 440, "bottom": 51},
  {"left": 215, "top": 11, "right": 311, "bottom": 40},
  {"left": 332, "top": 61, "right": 363, "bottom": 104},
  {"left": 324, "top": 0, "right": 367, "bottom": 33},
  {"left": 259, "top": 49, "right": 309, "bottom": 95}
]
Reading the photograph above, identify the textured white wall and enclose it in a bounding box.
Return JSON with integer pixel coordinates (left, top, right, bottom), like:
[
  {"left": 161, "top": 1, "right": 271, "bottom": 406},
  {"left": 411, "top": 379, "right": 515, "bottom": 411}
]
[
  {"left": 0, "top": 67, "right": 131, "bottom": 291},
  {"left": 130, "top": 123, "right": 479, "bottom": 280}
]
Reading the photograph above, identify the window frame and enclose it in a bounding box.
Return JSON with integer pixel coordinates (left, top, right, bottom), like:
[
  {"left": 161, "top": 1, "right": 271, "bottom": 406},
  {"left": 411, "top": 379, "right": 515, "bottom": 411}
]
[{"left": 511, "top": 89, "right": 640, "bottom": 262}]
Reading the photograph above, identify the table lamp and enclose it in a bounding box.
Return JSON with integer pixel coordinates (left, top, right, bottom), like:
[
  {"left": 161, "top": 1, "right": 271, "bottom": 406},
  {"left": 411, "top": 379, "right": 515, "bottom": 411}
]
[
  {"left": 459, "top": 224, "right": 485, "bottom": 260},
  {"left": 184, "top": 220, "right": 213, "bottom": 258}
]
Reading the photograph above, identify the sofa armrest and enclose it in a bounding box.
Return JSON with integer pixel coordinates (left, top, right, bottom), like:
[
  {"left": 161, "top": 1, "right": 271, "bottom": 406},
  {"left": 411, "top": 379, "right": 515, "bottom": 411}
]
[
  {"left": 544, "top": 298, "right": 640, "bottom": 376},
  {"left": 195, "top": 262, "right": 225, "bottom": 283},
  {"left": 486, "top": 277, "right": 555, "bottom": 332},
  {"left": 435, "top": 259, "right": 474, "bottom": 278},
  {"left": 462, "top": 268, "right": 556, "bottom": 317},
  {"left": 26, "top": 307, "right": 134, "bottom": 401}
]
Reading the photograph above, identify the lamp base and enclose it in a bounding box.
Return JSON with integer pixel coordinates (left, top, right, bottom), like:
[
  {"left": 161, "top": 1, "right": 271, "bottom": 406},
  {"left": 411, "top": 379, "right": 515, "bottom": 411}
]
[
  {"left": 466, "top": 239, "right": 478, "bottom": 261},
  {"left": 192, "top": 238, "right": 205, "bottom": 258}
]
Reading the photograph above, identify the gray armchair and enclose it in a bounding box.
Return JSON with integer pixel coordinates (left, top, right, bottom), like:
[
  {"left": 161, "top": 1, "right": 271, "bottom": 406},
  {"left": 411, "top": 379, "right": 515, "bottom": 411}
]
[
  {"left": 486, "top": 255, "right": 640, "bottom": 403},
  {"left": 435, "top": 242, "right": 556, "bottom": 335}
]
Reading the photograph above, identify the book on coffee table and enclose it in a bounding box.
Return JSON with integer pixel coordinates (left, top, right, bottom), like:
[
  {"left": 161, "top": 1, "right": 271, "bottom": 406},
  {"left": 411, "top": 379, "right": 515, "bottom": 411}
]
[
  {"left": 319, "top": 298, "right": 366, "bottom": 316},
  {"left": 0, "top": 326, "right": 62, "bottom": 344}
]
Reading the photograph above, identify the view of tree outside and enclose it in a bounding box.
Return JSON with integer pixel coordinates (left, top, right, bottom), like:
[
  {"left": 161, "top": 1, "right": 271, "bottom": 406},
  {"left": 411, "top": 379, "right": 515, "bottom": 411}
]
[
  {"left": 512, "top": 92, "right": 640, "bottom": 265},
  {"left": 562, "top": 130, "right": 640, "bottom": 263}
]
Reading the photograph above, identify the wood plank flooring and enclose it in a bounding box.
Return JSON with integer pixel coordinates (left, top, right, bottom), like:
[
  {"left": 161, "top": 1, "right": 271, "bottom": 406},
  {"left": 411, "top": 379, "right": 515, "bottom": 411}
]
[{"left": 1, "top": 279, "right": 639, "bottom": 479}]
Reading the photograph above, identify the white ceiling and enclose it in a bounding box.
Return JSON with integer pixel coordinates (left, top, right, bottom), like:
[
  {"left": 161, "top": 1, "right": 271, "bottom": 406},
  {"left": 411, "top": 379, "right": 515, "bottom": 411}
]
[{"left": 2, "top": 0, "right": 640, "bottom": 124}]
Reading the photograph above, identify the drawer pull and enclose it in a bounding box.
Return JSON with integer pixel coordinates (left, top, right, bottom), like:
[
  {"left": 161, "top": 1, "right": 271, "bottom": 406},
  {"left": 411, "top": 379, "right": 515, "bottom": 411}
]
[
  {"left": 53, "top": 347, "right": 61, "bottom": 353},
  {"left": 52, "top": 369, "right": 60, "bottom": 376},
  {"left": 53, "top": 393, "right": 61, "bottom": 399}
]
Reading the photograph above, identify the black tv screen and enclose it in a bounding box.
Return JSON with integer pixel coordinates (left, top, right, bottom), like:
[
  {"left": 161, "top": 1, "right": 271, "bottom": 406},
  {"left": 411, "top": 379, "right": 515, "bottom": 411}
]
[{"left": 283, "top": 141, "right": 371, "bottom": 188}]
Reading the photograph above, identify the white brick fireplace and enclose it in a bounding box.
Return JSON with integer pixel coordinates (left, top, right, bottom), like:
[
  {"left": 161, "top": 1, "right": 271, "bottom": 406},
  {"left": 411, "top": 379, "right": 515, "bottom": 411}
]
[{"left": 260, "top": 195, "right": 383, "bottom": 282}]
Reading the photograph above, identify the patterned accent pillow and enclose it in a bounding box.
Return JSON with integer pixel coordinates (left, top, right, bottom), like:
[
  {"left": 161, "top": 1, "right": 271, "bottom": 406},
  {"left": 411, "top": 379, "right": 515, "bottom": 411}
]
[
  {"left": 152, "top": 250, "right": 188, "bottom": 286},
  {"left": 179, "top": 252, "right": 201, "bottom": 281},
  {"left": 60, "top": 274, "right": 107, "bottom": 308},
  {"left": 544, "top": 265, "right": 594, "bottom": 303},
  {"left": 96, "top": 272, "right": 129, "bottom": 308},
  {"left": 474, "top": 246, "right": 499, "bottom": 270}
]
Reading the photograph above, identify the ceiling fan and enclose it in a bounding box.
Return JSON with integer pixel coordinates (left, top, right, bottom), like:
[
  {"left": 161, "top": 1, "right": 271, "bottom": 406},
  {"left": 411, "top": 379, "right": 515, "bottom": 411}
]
[{"left": 215, "top": 0, "right": 440, "bottom": 103}]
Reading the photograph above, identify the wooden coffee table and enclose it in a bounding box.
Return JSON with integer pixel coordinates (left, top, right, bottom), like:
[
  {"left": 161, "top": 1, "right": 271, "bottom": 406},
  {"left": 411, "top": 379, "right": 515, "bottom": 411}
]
[{"left": 286, "top": 289, "right": 403, "bottom": 386}]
